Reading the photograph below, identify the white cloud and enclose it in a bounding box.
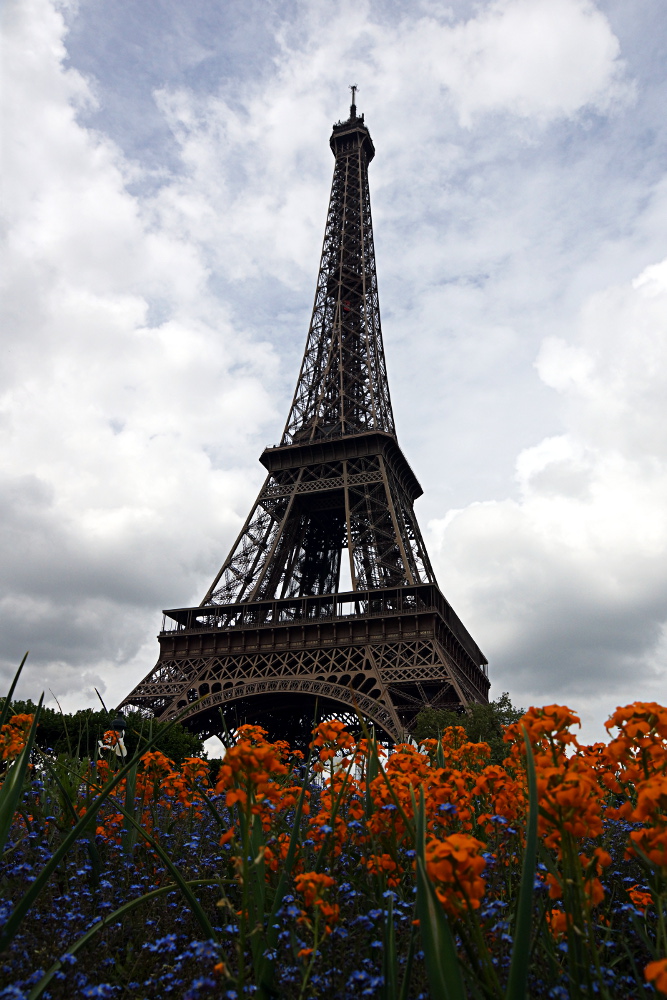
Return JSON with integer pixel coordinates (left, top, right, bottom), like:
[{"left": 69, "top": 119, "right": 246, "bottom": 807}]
[
  {"left": 143, "top": 0, "right": 631, "bottom": 290},
  {"left": 429, "top": 256, "right": 667, "bottom": 741},
  {"left": 0, "top": 0, "right": 279, "bottom": 705},
  {"left": 435, "top": 0, "right": 630, "bottom": 125}
]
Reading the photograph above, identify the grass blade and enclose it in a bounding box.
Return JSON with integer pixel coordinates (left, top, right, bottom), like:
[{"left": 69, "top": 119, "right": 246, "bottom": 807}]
[
  {"left": 101, "top": 794, "right": 219, "bottom": 942},
  {"left": 416, "top": 854, "right": 467, "bottom": 1000},
  {"left": 26, "top": 880, "right": 222, "bottom": 1000},
  {"left": 0, "top": 654, "right": 29, "bottom": 731},
  {"left": 257, "top": 752, "right": 313, "bottom": 998},
  {"left": 415, "top": 785, "right": 467, "bottom": 1000},
  {"left": 0, "top": 699, "right": 205, "bottom": 951},
  {"left": 0, "top": 696, "right": 43, "bottom": 856},
  {"left": 505, "top": 725, "right": 539, "bottom": 1000}
]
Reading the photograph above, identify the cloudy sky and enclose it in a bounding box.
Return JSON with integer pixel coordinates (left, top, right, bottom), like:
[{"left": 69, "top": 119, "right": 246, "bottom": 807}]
[{"left": 2, "top": 0, "right": 667, "bottom": 743}]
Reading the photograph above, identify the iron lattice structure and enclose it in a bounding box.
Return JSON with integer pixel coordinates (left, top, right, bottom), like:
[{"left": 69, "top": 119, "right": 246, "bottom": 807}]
[{"left": 122, "top": 102, "right": 489, "bottom": 744}]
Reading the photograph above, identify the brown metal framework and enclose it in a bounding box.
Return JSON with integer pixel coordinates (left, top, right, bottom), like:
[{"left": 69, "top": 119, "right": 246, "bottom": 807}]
[{"left": 122, "top": 102, "right": 489, "bottom": 743}]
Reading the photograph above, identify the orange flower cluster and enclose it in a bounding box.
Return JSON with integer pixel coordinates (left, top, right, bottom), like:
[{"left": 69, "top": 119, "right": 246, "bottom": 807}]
[
  {"left": 214, "top": 724, "right": 308, "bottom": 853},
  {"left": 295, "top": 871, "right": 339, "bottom": 933},
  {"left": 309, "top": 767, "right": 363, "bottom": 856},
  {"left": 0, "top": 714, "right": 33, "bottom": 762},
  {"left": 93, "top": 749, "right": 212, "bottom": 843},
  {"left": 546, "top": 907, "right": 568, "bottom": 940},
  {"left": 602, "top": 703, "right": 667, "bottom": 874},
  {"left": 503, "top": 706, "right": 608, "bottom": 856},
  {"left": 310, "top": 719, "right": 356, "bottom": 764},
  {"left": 424, "top": 833, "right": 486, "bottom": 917},
  {"left": 627, "top": 883, "right": 653, "bottom": 913},
  {"left": 100, "top": 729, "right": 122, "bottom": 748}
]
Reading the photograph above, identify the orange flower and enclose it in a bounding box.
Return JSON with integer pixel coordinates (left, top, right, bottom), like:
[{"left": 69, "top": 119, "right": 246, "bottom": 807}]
[
  {"left": 310, "top": 720, "right": 355, "bottom": 761},
  {"left": 628, "top": 884, "right": 653, "bottom": 913},
  {"left": 532, "top": 758, "right": 603, "bottom": 852},
  {"left": 605, "top": 703, "right": 667, "bottom": 786},
  {"left": 215, "top": 725, "right": 289, "bottom": 825},
  {"left": 546, "top": 908, "right": 568, "bottom": 939},
  {"left": 628, "top": 826, "right": 667, "bottom": 871},
  {"left": 505, "top": 705, "right": 581, "bottom": 767},
  {"left": 363, "top": 852, "right": 400, "bottom": 887},
  {"left": 646, "top": 959, "right": 667, "bottom": 994},
  {"left": 0, "top": 714, "right": 34, "bottom": 761},
  {"left": 546, "top": 873, "right": 562, "bottom": 899},
  {"left": 295, "top": 872, "right": 339, "bottom": 933},
  {"left": 634, "top": 775, "right": 667, "bottom": 823},
  {"left": 474, "top": 765, "right": 525, "bottom": 829},
  {"left": 295, "top": 871, "right": 336, "bottom": 908},
  {"left": 424, "top": 833, "right": 486, "bottom": 917}
]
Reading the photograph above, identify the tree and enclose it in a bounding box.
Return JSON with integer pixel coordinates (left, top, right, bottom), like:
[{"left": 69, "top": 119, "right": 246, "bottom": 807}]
[
  {"left": 411, "top": 692, "right": 525, "bottom": 765},
  {"left": 3, "top": 700, "right": 204, "bottom": 765}
]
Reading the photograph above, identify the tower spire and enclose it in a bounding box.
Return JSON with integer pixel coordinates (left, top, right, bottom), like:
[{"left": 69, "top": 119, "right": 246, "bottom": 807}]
[
  {"left": 121, "top": 109, "right": 489, "bottom": 745},
  {"left": 283, "top": 93, "right": 389, "bottom": 444},
  {"left": 350, "top": 83, "right": 357, "bottom": 118}
]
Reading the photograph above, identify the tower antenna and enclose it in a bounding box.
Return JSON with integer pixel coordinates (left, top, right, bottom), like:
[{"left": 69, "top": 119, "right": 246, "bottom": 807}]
[{"left": 350, "top": 84, "right": 357, "bottom": 118}]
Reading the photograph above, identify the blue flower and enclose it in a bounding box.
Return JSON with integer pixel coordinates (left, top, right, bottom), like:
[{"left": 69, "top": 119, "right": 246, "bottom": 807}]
[
  {"left": 143, "top": 934, "right": 179, "bottom": 953},
  {"left": 81, "top": 985, "right": 115, "bottom": 998},
  {"left": 184, "top": 977, "right": 216, "bottom": 999}
]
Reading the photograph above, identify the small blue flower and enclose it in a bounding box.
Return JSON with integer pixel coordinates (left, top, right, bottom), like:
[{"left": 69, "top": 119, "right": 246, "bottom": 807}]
[{"left": 143, "top": 934, "right": 179, "bottom": 954}]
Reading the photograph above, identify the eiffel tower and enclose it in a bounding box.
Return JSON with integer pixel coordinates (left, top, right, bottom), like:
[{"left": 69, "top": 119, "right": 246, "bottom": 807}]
[{"left": 122, "top": 94, "right": 489, "bottom": 743}]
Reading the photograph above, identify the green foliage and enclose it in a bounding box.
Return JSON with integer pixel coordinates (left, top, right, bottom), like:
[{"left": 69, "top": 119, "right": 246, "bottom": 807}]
[
  {"left": 2, "top": 699, "right": 204, "bottom": 764},
  {"left": 412, "top": 692, "right": 525, "bottom": 764}
]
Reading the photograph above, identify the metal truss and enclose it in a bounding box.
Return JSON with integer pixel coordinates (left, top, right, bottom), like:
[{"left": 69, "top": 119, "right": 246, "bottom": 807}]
[
  {"left": 201, "top": 450, "right": 437, "bottom": 606},
  {"left": 125, "top": 635, "right": 480, "bottom": 743},
  {"left": 282, "top": 113, "right": 393, "bottom": 444},
  {"left": 121, "top": 105, "right": 489, "bottom": 742}
]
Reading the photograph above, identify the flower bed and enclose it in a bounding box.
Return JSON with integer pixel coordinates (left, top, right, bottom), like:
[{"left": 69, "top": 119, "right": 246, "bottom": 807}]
[{"left": 1, "top": 695, "right": 667, "bottom": 998}]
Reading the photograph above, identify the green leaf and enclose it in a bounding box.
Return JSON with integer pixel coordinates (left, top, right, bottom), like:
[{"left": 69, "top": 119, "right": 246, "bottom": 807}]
[
  {"left": 382, "top": 893, "right": 398, "bottom": 1000},
  {"left": 416, "top": 854, "right": 467, "bottom": 1000},
  {"left": 0, "top": 653, "right": 29, "bottom": 731},
  {"left": 397, "top": 916, "right": 418, "bottom": 1000},
  {"left": 415, "top": 786, "right": 467, "bottom": 1000},
  {"left": 505, "top": 725, "right": 539, "bottom": 1000},
  {"left": 256, "top": 752, "right": 313, "bottom": 999},
  {"left": 122, "top": 760, "right": 139, "bottom": 857}
]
